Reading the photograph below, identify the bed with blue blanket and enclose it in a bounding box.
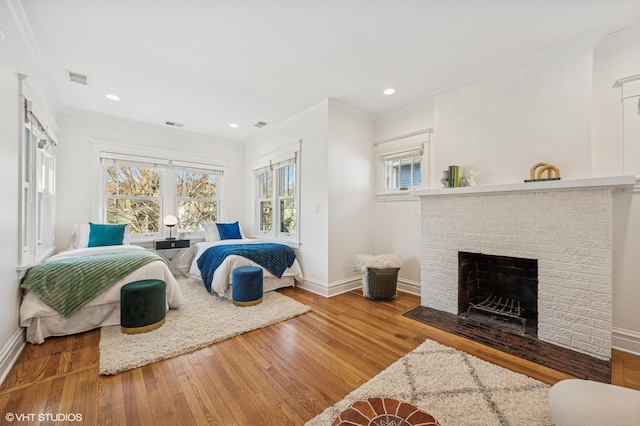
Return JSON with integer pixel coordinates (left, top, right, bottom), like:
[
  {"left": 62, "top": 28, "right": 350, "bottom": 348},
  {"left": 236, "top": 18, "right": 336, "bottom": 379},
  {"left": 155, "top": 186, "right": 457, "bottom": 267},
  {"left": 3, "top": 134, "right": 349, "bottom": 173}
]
[{"left": 188, "top": 239, "right": 304, "bottom": 297}]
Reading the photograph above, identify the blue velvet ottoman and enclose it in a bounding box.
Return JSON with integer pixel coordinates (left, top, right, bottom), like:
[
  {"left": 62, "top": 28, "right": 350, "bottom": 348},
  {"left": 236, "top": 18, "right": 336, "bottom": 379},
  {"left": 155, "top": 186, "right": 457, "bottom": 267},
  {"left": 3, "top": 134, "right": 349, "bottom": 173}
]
[
  {"left": 232, "top": 266, "right": 263, "bottom": 306},
  {"left": 120, "top": 279, "right": 167, "bottom": 334}
]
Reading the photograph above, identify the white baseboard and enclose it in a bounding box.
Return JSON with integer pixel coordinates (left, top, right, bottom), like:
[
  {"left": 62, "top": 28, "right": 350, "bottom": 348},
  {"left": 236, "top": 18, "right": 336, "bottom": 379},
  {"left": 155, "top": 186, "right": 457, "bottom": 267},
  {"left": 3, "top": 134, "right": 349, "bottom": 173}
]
[
  {"left": 297, "top": 276, "right": 361, "bottom": 297},
  {"left": 0, "top": 328, "right": 26, "bottom": 386},
  {"left": 397, "top": 278, "right": 420, "bottom": 296},
  {"left": 612, "top": 327, "right": 640, "bottom": 356},
  {"left": 297, "top": 276, "right": 421, "bottom": 298}
]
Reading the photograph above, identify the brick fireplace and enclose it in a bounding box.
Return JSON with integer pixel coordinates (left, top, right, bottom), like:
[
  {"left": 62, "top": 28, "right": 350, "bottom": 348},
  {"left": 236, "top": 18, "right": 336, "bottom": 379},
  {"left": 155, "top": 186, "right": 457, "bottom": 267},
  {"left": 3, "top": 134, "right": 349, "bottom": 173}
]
[{"left": 418, "top": 177, "right": 634, "bottom": 360}]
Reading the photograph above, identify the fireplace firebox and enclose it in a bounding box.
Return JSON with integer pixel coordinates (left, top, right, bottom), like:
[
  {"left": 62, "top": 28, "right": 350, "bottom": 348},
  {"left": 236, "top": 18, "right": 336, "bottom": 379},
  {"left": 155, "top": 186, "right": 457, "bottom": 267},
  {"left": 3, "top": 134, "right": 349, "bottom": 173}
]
[{"left": 458, "top": 252, "right": 538, "bottom": 335}]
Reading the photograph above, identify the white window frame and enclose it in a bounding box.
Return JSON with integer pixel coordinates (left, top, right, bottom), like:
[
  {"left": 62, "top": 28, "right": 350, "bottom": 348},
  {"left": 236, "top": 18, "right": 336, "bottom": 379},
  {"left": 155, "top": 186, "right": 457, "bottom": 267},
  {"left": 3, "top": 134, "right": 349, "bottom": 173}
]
[
  {"left": 252, "top": 142, "right": 300, "bottom": 245},
  {"left": 92, "top": 141, "right": 227, "bottom": 243},
  {"left": 376, "top": 129, "right": 432, "bottom": 200},
  {"left": 18, "top": 76, "right": 58, "bottom": 269}
]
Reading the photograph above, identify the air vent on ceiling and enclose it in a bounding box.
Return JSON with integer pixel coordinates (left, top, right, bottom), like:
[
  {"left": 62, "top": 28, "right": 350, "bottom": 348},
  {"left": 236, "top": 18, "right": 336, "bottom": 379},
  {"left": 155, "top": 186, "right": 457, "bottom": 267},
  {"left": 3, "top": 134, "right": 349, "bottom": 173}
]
[
  {"left": 254, "top": 121, "right": 268, "bottom": 128},
  {"left": 165, "top": 121, "right": 185, "bottom": 128},
  {"left": 67, "top": 71, "right": 88, "bottom": 85}
]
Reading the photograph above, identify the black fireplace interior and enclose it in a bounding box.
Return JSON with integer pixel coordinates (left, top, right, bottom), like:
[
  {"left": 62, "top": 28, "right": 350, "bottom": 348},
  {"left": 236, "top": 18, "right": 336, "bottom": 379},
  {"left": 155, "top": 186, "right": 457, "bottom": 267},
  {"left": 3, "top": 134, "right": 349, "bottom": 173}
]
[{"left": 458, "top": 251, "right": 538, "bottom": 335}]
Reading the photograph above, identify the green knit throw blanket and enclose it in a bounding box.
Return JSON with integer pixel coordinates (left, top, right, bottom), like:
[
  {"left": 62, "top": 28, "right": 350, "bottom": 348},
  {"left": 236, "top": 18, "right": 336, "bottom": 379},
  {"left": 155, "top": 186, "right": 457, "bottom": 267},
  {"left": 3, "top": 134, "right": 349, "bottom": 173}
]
[{"left": 21, "top": 250, "right": 164, "bottom": 318}]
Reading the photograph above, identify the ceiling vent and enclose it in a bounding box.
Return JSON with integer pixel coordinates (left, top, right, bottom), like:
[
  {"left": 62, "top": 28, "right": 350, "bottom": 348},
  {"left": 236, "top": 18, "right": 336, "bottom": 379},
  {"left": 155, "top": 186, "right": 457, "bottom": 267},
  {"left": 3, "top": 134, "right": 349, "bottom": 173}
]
[
  {"left": 67, "top": 71, "right": 88, "bottom": 85},
  {"left": 165, "top": 121, "right": 184, "bottom": 128},
  {"left": 254, "top": 121, "right": 268, "bottom": 128}
]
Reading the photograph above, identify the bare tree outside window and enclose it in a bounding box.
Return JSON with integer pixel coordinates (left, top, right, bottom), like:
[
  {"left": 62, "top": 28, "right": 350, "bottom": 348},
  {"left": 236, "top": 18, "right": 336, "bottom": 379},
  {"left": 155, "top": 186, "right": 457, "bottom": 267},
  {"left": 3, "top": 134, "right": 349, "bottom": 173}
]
[
  {"left": 176, "top": 170, "right": 219, "bottom": 232},
  {"left": 105, "top": 164, "right": 161, "bottom": 233}
]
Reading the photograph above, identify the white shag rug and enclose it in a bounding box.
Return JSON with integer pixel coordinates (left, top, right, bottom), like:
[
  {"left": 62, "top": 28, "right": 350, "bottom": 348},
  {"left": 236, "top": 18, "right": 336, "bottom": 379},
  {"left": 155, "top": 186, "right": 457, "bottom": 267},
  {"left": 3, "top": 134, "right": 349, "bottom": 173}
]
[
  {"left": 99, "top": 277, "right": 310, "bottom": 375},
  {"left": 306, "top": 339, "right": 552, "bottom": 426}
]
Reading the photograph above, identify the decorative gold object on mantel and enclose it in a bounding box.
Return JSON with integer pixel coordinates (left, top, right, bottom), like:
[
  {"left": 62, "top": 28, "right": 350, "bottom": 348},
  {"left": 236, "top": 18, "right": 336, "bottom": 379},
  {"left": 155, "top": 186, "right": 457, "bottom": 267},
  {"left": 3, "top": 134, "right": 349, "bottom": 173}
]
[{"left": 525, "top": 162, "right": 561, "bottom": 182}]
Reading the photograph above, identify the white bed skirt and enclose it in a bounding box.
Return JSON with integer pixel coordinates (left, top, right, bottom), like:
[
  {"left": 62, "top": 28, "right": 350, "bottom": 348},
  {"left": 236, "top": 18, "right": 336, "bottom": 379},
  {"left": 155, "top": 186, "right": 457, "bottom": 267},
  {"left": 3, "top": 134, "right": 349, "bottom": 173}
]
[{"left": 20, "top": 247, "right": 184, "bottom": 344}]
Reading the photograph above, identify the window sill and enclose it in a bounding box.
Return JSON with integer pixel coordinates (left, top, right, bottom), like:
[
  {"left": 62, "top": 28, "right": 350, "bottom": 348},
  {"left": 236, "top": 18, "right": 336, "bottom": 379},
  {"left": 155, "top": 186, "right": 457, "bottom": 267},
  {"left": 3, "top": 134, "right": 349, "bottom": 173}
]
[
  {"left": 251, "top": 236, "right": 301, "bottom": 250},
  {"left": 376, "top": 190, "right": 422, "bottom": 202}
]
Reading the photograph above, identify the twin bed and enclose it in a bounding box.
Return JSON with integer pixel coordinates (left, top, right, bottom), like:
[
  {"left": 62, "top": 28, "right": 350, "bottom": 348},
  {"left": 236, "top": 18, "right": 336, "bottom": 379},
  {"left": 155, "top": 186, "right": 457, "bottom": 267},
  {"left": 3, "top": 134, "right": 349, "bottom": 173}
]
[{"left": 19, "top": 223, "right": 303, "bottom": 344}]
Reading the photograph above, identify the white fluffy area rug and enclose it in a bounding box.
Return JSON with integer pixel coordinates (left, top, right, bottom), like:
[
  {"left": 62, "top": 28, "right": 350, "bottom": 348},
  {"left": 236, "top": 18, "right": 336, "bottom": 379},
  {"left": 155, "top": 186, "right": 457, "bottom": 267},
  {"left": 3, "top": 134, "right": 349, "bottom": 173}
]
[
  {"left": 99, "top": 277, "right": 310, "bottom": 375},
  {"left": 306, "top": 339, "right": 552, "bottom": 426}
]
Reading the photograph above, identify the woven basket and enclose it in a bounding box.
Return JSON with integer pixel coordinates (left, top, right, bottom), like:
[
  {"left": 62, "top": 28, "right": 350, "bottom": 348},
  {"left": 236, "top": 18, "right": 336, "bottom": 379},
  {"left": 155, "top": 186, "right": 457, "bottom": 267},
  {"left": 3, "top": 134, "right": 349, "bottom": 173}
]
[{"left": 365, "top": 267, "right": 399, "bottom": 300}]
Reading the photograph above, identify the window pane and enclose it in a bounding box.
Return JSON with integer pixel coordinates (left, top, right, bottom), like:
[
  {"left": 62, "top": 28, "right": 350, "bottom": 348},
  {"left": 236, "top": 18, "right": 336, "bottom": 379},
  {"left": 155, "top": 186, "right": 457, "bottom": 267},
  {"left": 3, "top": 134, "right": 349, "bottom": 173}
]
[
  {"left": 114, "top": 165, "right": 160, "bottom": 197},
  {"left": 177, "top": 171, "right": 218, "bottom": 198},
  {"left": 388, "top": 156, "right": 421, "bottom": 188},
  {"left": 107, "top": 199, "right": 160, "bottom": 233},
  {"left": 258, "top": 171, "right": 273, "bottom": 199},
  {"left": 278, "top": 165, "right": 295, "bottom": 196},
  {"left": 280, "top": 198, "right": 296, "bottom": 234},
  {"left": 260, "top": 200, "right": 273, "bottom": 232},
  {"left": 177, "top": 200, "right": 217, "bottom": 231}
]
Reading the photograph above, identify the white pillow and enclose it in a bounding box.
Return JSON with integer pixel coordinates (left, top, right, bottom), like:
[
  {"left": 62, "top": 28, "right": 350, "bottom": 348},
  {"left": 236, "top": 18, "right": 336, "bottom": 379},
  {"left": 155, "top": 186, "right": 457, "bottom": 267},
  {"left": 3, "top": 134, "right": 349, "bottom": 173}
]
[
  {"left": 202, "top": 222, "right": 245, "bottom": 242},
  {"left": 202, "top": 222, "right": 220, "bottom": 242},
  {"left": 70, "top": 223, "right": 131, "bottom": 249}
]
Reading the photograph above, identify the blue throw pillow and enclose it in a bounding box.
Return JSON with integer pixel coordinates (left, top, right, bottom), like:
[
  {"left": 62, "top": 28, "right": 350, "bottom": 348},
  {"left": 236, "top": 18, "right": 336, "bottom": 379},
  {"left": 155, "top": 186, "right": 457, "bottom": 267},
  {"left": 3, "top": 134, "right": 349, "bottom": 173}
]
[
  {"left": 88, "top": 223, "right": 127, "bottom": 247},
  {"left": 216, "top": 222, "right": 242, "bottom": 240}
]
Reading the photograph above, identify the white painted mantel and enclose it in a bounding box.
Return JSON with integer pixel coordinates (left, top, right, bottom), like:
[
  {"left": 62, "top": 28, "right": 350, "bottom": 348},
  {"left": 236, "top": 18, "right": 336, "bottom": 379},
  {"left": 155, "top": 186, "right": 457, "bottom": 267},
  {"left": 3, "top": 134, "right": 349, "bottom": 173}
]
[
  {"left": 417, "top": 175, "right": 635, "bottom": 360},
  {"left": 414, "top": 175, "right": 637, "bottom": 197}
]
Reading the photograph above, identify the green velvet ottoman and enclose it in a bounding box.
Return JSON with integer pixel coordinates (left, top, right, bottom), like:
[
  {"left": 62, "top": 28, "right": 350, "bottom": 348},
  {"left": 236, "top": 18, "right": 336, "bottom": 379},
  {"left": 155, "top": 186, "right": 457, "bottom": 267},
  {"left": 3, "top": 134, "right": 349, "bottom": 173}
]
[{"left": 120, "top": 279, "right": 167, "bottom": 334}]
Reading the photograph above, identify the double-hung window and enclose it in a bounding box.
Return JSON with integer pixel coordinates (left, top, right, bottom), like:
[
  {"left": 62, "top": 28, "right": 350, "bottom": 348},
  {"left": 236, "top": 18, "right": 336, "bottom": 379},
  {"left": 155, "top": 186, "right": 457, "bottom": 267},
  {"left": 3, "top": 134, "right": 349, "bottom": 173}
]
[
  {"left": 102, "top": 156, "right": 164, "bottom": 235},
  {"left": 175, "top": 164, "right": 222, "bottom": 232},
  {"left": 98, "top": 149, "right": 225, "bottom": 240},
  {"left": 253, "top": 143, "right": 299, "bottom": 243},
  {"left": 19, "top": 77, "right": 57, "bottom": 268}
]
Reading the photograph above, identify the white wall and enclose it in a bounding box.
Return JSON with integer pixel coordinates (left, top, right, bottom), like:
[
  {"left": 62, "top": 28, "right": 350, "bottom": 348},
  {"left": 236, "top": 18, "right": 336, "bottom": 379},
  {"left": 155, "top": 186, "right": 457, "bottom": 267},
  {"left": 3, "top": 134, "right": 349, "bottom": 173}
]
[
  {"left": 55, "top": 111, "right": 245, "bottom": 251},
  {"left": 374, "top": 102, "right": 435, "bottom": 289},
  {"left": 592, "top": 27, "right": 640, "bottom": 354},
  {"left": 433, "top": 45, "right": 594, "bottom": 185},
  {"left": 327, "top": 100, "right": 376, "bottom": 284},
  {"left": 244, "top": 101, "right": 331, "bottom": 293}
]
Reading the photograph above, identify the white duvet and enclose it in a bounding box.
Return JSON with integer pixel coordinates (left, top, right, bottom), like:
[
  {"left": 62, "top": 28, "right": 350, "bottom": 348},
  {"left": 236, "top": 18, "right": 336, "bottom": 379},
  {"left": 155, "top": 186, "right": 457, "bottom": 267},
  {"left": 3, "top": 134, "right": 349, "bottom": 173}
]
[
  {"left": 20, "top": 245, "right": 185, "bottom": 344},
  {"left": 188, "top": 239, "right": 304, "bottom": 298}
]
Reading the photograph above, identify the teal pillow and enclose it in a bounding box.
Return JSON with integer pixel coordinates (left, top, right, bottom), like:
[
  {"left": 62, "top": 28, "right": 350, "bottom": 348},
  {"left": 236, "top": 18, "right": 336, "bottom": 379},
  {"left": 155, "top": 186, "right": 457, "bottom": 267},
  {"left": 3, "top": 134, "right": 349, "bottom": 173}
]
[
  {"left": 88, "top": 223, "right": 127, "bottom": 247},
  {"left": 216, "top": 222, "right": 242, "bottom": 240}
]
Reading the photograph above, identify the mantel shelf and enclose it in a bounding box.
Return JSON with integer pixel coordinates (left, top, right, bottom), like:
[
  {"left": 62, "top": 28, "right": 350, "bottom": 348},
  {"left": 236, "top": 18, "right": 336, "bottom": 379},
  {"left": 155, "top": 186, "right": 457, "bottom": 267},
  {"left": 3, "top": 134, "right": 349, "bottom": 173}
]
[{"left": 413, "top": 175, "right": 637, "bottom": 198}]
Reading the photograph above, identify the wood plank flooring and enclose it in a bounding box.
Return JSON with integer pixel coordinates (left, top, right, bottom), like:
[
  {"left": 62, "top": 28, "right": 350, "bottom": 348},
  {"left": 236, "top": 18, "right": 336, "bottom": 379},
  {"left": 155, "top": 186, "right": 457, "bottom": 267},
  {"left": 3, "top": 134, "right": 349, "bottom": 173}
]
[{"left": 1, "top": 288, "right": 639, "bottom": 425}]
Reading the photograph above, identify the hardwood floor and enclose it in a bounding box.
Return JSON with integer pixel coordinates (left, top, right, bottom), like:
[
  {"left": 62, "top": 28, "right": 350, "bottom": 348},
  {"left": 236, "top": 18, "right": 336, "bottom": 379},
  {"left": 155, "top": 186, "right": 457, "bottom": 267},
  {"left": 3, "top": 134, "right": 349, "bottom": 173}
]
[{"left": 1, "top": 288, "right": 639, "bottom": 425}]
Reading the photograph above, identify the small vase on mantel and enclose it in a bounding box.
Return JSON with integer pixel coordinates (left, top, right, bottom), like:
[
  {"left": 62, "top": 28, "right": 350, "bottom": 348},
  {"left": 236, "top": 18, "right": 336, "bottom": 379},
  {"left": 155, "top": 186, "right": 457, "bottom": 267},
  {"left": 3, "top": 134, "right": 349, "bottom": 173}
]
[{"left": 441, "top": 170, "right": 449, "bottom": 188}]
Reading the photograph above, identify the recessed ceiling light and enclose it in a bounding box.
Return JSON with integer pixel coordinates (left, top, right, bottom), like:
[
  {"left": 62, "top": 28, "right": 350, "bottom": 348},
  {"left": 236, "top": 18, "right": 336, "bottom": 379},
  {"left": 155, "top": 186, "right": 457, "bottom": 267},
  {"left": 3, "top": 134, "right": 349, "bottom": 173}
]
[
  {"left": 229, "top": 123, "right": 239, "bottom": 128},
  {"left": 105, "top": 94, "right": 120, "bottom": 101},
  {"left": 383, "top": 88, "right": 396, "bottom": 95}
]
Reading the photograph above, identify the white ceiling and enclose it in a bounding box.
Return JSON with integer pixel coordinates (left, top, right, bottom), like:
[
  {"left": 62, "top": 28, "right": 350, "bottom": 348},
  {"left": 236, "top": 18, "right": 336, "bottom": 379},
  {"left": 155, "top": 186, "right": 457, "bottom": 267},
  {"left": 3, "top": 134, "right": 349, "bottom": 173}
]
[{"left": 19, "top": 0, "right": 640, "bottom": 142}]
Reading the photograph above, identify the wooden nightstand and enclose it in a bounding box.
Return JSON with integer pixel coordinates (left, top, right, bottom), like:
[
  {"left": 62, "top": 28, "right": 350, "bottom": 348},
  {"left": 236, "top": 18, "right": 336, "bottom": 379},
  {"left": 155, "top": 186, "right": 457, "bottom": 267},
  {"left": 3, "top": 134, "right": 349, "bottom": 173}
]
[{"left": 153, "top": 239, "right": 190, "bottom": 277}]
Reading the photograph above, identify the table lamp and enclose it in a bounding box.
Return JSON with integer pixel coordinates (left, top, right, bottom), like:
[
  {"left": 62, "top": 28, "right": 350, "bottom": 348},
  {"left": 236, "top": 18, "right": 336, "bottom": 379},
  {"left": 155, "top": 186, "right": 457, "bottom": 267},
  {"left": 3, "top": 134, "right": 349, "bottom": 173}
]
[{"left": 163, "top": 215, "right": 178, "bottom": 240}]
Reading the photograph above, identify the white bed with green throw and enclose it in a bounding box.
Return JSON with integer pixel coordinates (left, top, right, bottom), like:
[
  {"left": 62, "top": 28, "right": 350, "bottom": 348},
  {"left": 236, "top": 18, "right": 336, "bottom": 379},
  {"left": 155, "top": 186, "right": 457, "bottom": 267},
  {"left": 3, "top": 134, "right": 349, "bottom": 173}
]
[{"left": 20, "top": 224, "right": 184, "bottom": 344}]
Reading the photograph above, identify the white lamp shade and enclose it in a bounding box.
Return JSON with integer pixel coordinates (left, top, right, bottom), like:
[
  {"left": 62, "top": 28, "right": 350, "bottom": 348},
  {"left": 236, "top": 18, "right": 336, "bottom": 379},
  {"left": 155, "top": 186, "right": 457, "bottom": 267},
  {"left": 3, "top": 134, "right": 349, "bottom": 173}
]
[{"left": 163, "top": 215, "right": 178, "bottom": 227}]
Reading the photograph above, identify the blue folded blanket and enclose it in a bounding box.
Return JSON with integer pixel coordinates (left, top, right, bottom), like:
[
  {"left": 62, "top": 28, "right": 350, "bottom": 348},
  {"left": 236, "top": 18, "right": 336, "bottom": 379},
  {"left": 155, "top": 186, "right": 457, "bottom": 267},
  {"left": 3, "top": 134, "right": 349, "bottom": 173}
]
[{"left": 197, "top": 243, "right": 296, "bottom": 292}]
